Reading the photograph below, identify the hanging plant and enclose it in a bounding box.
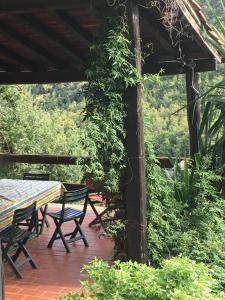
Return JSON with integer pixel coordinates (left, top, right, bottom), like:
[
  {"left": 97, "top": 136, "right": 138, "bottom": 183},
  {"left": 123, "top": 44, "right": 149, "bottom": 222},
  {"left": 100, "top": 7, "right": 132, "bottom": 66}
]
[
  {"left": 81, "top": 8, "right": 158, "bottom": 198},
  {"left": 80, "top": 4, "right": 160, "bottom": 260},
  {"left": 81, "top": 13, "right": 136, "bottom": 197}
]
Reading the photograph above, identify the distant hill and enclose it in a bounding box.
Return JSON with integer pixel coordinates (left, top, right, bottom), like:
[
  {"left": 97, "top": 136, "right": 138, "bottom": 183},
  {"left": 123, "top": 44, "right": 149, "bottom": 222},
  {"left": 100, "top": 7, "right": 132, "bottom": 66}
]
[{"left": 199, "top": 0, "right": 224, "bottom": 20}]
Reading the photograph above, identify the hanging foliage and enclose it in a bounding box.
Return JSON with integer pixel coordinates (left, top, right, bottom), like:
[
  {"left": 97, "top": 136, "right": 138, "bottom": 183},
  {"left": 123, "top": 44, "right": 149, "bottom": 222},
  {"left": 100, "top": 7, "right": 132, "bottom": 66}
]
[
  {"left": 81, "top": 10, "right": 155, "bottom": 196},
  {"left": 80, "top": 4, "right": 159, "bottom": 259}
]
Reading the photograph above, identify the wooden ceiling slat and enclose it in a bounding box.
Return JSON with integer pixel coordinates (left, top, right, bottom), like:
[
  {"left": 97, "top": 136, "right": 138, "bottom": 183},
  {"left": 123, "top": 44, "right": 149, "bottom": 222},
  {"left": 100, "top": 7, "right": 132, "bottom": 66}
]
[
  {"left": 0, "top": 44, "right": 35, "bottom": 70},
  {"left": 0, "top": 20, "right": 64, "bottom": 69},
  {"left": 52, "top": 11, "right": 92, "bottom": 44},
  {"left": 0, "top": 0, "right": 89, "bottom": 16},
  {"left": 22, "top": 14, "right": 86, "bottom": 69}
]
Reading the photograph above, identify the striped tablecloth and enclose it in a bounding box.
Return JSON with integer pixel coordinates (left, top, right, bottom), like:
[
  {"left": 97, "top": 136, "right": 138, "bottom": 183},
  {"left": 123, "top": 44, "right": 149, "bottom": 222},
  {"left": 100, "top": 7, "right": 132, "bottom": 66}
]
[{"left": 0, "top": 179, "right": 64, "bottom": 231}]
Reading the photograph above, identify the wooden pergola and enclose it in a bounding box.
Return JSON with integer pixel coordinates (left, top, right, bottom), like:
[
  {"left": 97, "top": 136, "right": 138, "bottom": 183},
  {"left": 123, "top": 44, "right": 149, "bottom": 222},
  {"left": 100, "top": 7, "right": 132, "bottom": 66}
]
[{"left": 0, "top": 1, "right": 223, "bottom": 289}]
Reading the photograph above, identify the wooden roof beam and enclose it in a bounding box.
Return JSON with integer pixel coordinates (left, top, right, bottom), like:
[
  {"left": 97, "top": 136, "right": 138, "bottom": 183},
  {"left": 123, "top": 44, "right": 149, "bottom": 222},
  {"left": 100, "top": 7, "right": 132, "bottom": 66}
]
[
  {"left": 0, "top": 69, "right": 86, "bottom": 84},
  {"left": 51, "top": 11, "right": 93, "bottom": 44},
  {"left": 150, "top": 52, "right": 216, "bottom": 62},
  {"left": 143, "top": 58, "right": 217, "bottom": 75},
  {"left": 0, "top": 60, "right": 21, "bottom": 72},
  {"left": 0, "top": 0, "right": 88, "bottom": 16},
  {"left": 22, "top": 15, "right": 86, "bottom": 69},
  {"left": 0, "top": 20, "right": 67, "bottom": 69},
  {"left": 0, "top": 153, "right": 80, "bottom": 165}
]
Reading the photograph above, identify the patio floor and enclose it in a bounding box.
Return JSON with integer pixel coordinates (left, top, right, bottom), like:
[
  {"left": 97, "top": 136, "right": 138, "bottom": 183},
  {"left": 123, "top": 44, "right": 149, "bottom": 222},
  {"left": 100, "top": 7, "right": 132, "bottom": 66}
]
[{"left": 4, "top": 204, "right": 114, "bottom": 300}]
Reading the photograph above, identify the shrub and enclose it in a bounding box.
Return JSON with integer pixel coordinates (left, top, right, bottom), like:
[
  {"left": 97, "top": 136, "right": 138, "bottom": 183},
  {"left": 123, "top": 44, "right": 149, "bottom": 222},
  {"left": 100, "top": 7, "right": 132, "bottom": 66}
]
[
  {"left": 145, "top": 143, "right": 184, "bottom": 265},
  {"left": 56, "top": 257, "right": 225, "bottom": 300},
  {"left": 146, "top": 152, "right": 225, "bottom": 286}
]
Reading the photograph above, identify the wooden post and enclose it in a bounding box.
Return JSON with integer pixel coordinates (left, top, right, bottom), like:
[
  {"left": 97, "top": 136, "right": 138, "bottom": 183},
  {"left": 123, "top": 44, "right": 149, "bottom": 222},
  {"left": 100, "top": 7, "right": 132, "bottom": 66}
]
[
  {"left": 186, "top": 64, "right": 200, "bottom": 158},
  {"left": 125, "top": 0, "right": 147, "bottom": 263},
  {"left": 0, "top": 243, "right": 4, "bottom": 300}
]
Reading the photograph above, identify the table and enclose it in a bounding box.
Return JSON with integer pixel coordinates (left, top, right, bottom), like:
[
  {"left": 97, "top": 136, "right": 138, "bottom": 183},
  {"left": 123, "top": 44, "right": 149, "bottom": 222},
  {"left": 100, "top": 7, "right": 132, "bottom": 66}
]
[{"left": 0, "top": 179, "right": 64, "bottom": 231}]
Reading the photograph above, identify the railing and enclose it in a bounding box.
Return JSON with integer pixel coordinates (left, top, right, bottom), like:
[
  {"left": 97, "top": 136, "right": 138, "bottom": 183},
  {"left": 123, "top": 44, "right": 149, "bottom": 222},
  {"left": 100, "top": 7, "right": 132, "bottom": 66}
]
[
  {"left": 0, "top": 153, "right": 184, "bottom": 168},
  {"left": 0, "top": 154, "right": 79, "bottom": 165}
]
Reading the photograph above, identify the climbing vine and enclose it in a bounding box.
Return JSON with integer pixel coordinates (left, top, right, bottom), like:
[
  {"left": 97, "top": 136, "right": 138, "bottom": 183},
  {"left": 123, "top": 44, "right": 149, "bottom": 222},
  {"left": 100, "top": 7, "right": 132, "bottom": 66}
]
[
  {"left": 81, "top": 8, "right": 156, "bottom": 197},
  {"left": 82, "top": 15, "right": 128, "bottom": 196},
  {"left": 81, "top": 3, "right": 159, "bottom": 259}
]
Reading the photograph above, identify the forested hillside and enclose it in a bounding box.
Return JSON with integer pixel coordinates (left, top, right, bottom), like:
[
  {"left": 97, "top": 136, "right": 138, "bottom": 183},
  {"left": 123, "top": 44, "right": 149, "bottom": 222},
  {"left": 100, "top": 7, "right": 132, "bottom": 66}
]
[
  {"left": 0, "top": 85, "right": 85, "bottom": 182},
  {"left": 144, "top": 0, "right": 225, "bottom": 156},
  {"left": 200, "top": 0, "right": 223, "bottom": 18}
]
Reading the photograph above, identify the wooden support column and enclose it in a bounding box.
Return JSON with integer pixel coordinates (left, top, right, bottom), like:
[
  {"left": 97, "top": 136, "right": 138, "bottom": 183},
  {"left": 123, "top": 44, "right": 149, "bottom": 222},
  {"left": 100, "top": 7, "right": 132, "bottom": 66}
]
[
  {"left": 125, "top": 0, "right": 147, "bottom": 263},
  {"left": 186, "top": 64, "right": 200, "bottom": 158},
  {"left": 0, "top": 244, "right": 4, "bottom": 300}
]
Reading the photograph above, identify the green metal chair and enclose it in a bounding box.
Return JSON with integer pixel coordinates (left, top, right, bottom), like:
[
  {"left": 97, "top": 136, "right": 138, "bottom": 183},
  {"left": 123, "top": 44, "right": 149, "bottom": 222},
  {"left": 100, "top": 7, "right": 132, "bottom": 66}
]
[
  {"left": 47, "top": 187, "right": 89, "bottom": 253},
  {"left": 0, "top": 202, "right": 38, "bottom": 278}
]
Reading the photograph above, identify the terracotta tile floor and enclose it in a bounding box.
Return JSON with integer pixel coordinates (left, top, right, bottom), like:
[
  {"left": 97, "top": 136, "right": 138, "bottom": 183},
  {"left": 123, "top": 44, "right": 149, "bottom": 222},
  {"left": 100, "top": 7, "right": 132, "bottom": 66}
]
[{"left": 4, "top": 204, "right": 114, "bottom": 300}]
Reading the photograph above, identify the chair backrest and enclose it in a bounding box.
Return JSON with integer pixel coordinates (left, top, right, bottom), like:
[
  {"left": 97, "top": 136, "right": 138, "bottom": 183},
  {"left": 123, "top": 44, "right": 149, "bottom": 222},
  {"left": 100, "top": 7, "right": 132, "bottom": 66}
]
[
  {"left": 61, "top": 187, "right": 89, "bottom": 217},
  {"left": 63, "top": 187, "right": 89, "bottom": 204},
  {"left": 23, "top": 172, "right": 50, "bottom": 181},
  {"left": 13, "top": 202, "right": 37, "bottom": 232}
]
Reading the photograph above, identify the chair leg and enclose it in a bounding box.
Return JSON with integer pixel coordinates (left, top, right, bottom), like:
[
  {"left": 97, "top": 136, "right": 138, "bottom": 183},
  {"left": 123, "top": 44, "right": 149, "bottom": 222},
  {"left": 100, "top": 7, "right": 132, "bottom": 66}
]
[
  {"left": 2, "top": 243, "right": 22, "bottom": 279},
  {"left": 19, "top": 242, "right": 37, "bottom": 269},
  {"left": 74, "top": 220, "right": 89, "bottom": 247},
  {"left": 40, "top": 205, "right": 50, "bottom": 227},
  {"left": 39, "top": 205, "right": 49, "bottom": 234},
  {"left": 5, "top": 252, "right": 22, "bottom": 279},
  {"left": 70, "top": 214, "right": 85, "bottom": 240},
  {"left": 48, "top": 220, "right": 71, "bottom": 253},
  {"left": 70, "top": 214, "right": 84, "bottom": 239},
  {"left": 89, "top": 206, "right": 110, "bottom": 228},
  {"left": 57, "top": 227, "right": 71, "bottom": 253},
  {"left": 88, "top": 201, "right": 101, "bottom": 227},
  {"left": 11, "top": 244, "right": 22, "bottom": 262},
  {"left": 70, "top": 222, "right": 79, "bottom": 240},
  {"left": 47, "top": 220, "right": 60, "bottom": 248}
]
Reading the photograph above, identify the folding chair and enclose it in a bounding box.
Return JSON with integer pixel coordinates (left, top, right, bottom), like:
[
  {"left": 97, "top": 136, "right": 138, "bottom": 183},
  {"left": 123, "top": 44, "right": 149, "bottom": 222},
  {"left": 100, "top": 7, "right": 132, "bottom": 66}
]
[
  {"left": 23, "top": 172, "right": 50, "bottom": 234},
  {"left": 0, "top": 202, "right": 38, "bottom": 278},
  {"left": 84, "top": 179, "right": 110, "bottom": 229},
  {"left": 47, "top": 187, "right": 89, "bottom": 253},
  {"left": 88, "top": 194, "right": 110, "bottom": 228}
]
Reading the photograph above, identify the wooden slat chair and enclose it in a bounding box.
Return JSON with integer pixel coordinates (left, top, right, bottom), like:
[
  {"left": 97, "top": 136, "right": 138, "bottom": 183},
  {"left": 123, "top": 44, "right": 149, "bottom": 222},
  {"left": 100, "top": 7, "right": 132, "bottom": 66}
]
[
  {"left": 0, "top": 202, "right": 37, "bottom": 279},
  {"left": 88, "top": 194, "right": 110, "bottom": 229},
  {"left": 47, "top": 187, "right": 89, "bottom": 253},
  {"left": 23, "top": 172, "right": 50, "bottom": 234},
  {"left": 85, "top": 180, "right": 110, "bottom": 229}
]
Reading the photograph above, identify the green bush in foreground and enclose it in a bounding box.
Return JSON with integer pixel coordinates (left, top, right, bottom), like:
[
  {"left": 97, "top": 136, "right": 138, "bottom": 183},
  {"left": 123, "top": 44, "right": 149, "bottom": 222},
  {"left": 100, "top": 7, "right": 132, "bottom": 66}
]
[{"left": 56, "top": 257, "right": 225, "bottom": 300}]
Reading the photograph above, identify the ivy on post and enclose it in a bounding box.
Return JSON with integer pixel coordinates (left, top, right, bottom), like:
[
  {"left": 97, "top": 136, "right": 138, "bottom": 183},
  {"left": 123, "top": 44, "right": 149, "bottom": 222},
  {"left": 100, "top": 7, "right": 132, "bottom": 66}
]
[
  {"left": 185, "top": 61, "right": 200, "bottom": 158},
  {"left": 125, "top": 0, "right": 147, "bottom": 263}
]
